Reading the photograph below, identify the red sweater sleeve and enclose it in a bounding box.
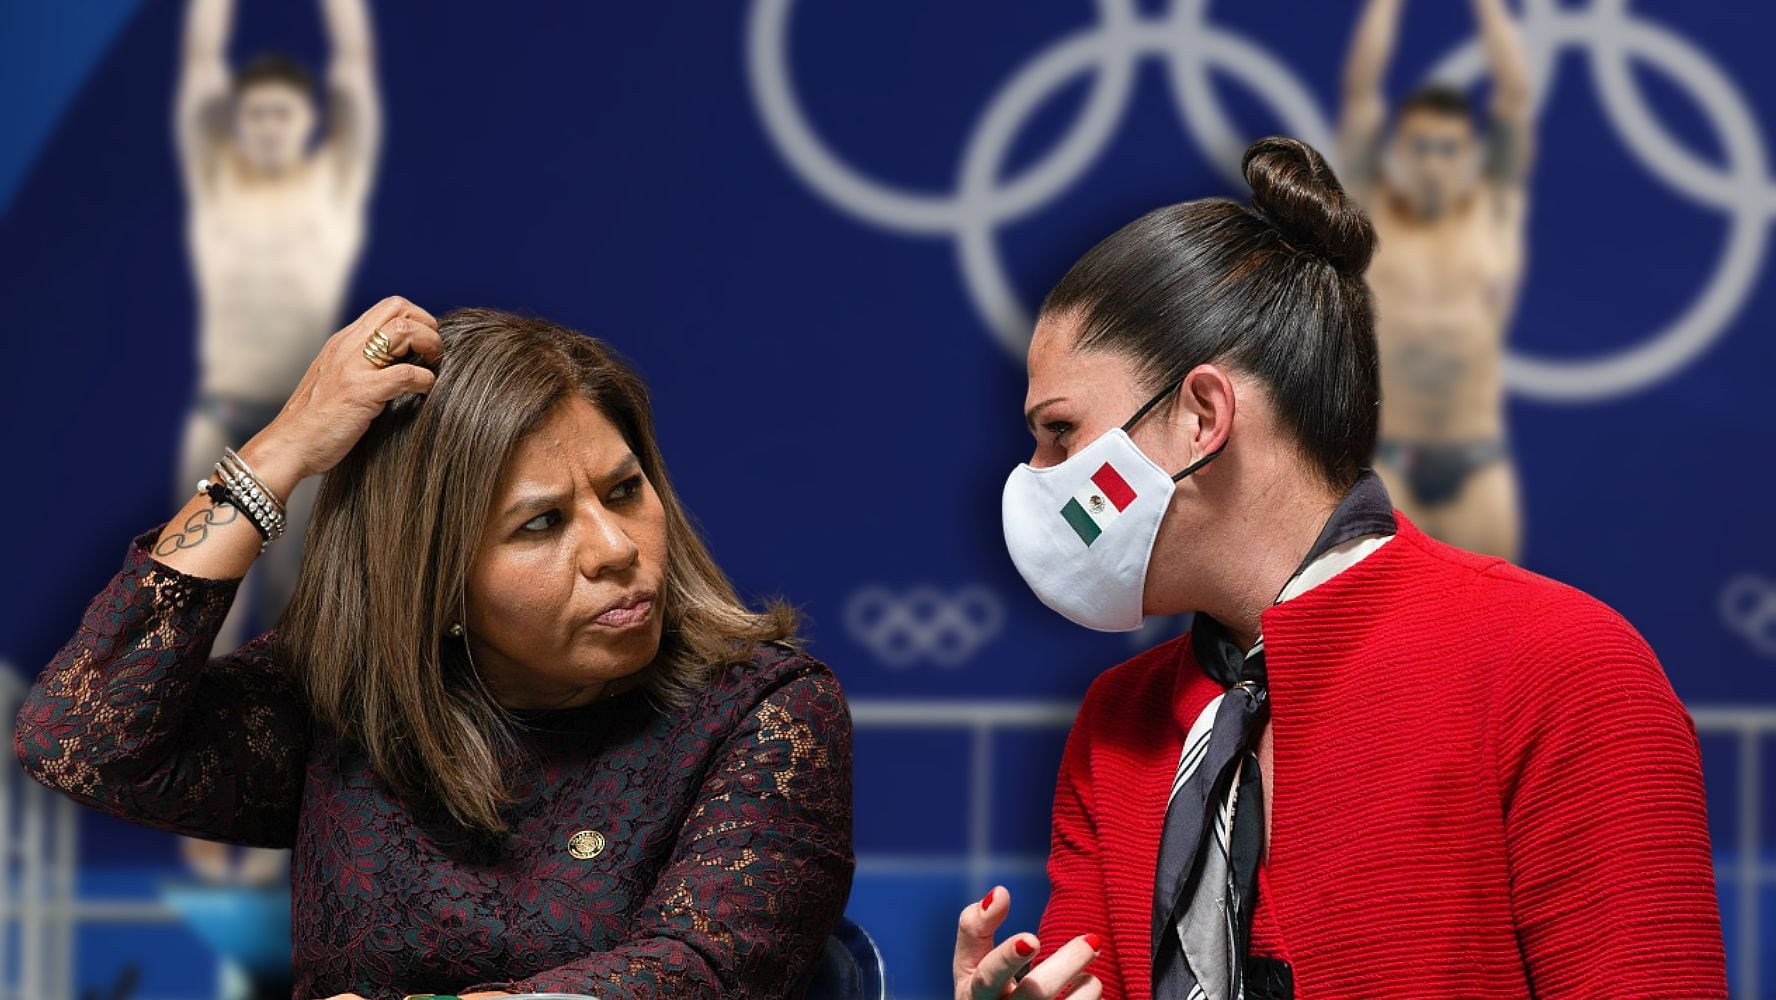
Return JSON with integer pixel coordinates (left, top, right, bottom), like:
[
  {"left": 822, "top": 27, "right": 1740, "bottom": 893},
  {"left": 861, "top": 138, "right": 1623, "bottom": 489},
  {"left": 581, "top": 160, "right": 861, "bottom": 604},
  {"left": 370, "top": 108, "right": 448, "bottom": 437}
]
[
  {"left": 1038, "top": 682, "right": 1130, "bottom": 999},
  {"left": 1493, "top": 599, "right": 1727, "bottom": 997}
]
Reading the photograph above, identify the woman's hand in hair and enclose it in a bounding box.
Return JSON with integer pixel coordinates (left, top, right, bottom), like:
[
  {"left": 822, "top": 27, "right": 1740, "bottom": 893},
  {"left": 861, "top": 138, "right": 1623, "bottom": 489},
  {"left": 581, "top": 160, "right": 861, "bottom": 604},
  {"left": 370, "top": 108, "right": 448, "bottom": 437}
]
[
  {"left": 243, "top": 295, "right": 443, "bottom": 501},
  {"left": 150, "top": 297, "right": 440, "bottom": 580},
  {"left": 956, "top": 886, "right": 1103, "bottom": 999}
]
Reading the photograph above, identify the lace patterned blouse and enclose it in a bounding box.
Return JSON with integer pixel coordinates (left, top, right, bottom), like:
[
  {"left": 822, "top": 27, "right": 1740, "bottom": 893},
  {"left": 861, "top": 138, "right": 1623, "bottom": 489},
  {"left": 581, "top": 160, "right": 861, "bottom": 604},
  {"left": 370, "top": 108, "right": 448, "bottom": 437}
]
[{"left": 14, "top": 527, "right": 855, "bottom": 999}]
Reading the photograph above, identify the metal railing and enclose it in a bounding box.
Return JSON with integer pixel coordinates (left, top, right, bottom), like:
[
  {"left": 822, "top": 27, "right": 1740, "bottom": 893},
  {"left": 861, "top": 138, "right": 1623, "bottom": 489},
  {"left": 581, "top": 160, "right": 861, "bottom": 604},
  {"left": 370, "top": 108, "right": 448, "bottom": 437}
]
[
  {"left": 0, "top": 669, "right": 77, "bottom": 1000},
  {"left": 850, "top": 699, "right": 1775, "bottom": 1000},
  {"left": 0, "top": 695, "right": 1769, "bottom": 998},
  {"left": 1692, "top": 706, "right": 1773, "bottom": 999}
]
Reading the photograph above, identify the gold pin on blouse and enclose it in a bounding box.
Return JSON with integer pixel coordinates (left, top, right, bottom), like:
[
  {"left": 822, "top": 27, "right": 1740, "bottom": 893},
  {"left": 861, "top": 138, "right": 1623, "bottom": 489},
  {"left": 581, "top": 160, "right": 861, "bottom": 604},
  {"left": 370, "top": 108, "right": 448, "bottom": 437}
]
[{"left": 567, "top": 828, "right": 606, "bottom": 860}]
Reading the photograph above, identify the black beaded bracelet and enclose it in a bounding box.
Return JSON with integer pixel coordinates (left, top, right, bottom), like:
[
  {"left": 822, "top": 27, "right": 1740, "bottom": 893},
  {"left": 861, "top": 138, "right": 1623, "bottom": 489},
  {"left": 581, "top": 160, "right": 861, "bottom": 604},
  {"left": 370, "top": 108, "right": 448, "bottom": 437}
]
[{"left": 200, "top": 478, "right": 273, "bottom": 544}]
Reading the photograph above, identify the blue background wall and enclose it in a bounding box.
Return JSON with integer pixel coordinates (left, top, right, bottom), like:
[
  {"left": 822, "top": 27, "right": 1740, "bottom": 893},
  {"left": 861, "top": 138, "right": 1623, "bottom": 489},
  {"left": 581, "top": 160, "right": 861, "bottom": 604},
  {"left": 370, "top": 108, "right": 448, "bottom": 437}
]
[{"left": 2, "top": 1, "right": 1774, "bottom": 997}]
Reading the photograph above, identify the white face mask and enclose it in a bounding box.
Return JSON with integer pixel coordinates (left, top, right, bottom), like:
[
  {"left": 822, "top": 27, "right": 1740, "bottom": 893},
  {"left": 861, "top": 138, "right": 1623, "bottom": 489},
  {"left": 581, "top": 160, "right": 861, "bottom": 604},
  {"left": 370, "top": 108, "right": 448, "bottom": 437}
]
[{"left": 1001, "top": 380, "right": 1223, "bottom": 632}]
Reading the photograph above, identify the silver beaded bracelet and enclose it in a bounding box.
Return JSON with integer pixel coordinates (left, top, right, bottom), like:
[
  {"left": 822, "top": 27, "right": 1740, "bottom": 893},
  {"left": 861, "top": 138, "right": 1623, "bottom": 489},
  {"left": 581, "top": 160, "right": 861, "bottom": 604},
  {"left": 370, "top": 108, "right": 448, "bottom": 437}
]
[{"left": 195, "top": 447, "right": 287, "bottom": 550}]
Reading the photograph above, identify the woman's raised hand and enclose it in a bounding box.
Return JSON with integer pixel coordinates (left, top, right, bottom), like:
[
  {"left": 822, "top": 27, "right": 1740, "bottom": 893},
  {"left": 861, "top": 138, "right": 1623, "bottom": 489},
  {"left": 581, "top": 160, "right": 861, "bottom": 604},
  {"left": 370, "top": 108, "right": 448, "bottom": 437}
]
[
  {"left": 149, "top": 296, "right": 441, "bottom": 579},
  {"left": 244, "top": 295, "right": 442, "bottom": 500},
  {"left": 955, "top": 886, "right": 1102, "bottom": 1000}
]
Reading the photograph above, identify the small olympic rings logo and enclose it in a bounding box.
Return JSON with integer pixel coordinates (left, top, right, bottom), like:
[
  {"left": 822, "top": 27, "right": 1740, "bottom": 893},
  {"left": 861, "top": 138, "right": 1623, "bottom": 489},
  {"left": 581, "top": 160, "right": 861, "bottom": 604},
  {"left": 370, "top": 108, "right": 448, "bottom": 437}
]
[
  {"left": 845, "top": 585, "right": 1005, "bottom": 668},
  {"left": 1721, "top": 574, "right": 1776, "bottom": 658},
  {"left": 747, "top": 0, "right": 1775, "bottom": 401}
]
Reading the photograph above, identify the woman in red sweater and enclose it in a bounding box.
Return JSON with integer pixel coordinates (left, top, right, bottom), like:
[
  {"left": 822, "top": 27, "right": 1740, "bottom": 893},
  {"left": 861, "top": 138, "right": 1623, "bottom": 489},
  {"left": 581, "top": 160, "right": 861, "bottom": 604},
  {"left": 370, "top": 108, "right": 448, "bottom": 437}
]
[{"left": 951, "top": 137, "right": 1726, "bottom": 999}]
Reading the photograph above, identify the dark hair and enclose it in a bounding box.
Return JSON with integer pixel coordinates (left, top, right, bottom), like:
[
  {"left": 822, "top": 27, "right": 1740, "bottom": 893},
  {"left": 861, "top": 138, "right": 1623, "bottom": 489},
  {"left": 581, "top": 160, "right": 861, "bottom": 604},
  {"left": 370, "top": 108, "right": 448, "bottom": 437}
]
[
  {"left": 232, "top": 53, "right": 316, "bottom": 100},
  {"left": 1039, "top": 136, "right": 1379, "bottom": 489},
  {"left": 1398, "top": 83, "right": 1475, "bottom": 123}
]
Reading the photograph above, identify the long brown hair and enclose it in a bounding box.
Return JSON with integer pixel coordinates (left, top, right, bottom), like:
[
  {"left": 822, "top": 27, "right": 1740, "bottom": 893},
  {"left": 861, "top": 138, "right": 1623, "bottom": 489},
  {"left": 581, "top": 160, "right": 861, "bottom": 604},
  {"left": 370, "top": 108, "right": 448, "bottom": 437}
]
[{"left": 279, "top": 308, "right": 799, "bottom": 834}]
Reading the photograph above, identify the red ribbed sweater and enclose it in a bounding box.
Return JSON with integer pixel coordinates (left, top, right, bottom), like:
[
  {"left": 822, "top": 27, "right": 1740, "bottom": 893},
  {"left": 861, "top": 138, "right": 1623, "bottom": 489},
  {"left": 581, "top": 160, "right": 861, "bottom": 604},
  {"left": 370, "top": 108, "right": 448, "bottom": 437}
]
[{"left": 1036, "top": 514, "right": 1726, "bottom": 998}]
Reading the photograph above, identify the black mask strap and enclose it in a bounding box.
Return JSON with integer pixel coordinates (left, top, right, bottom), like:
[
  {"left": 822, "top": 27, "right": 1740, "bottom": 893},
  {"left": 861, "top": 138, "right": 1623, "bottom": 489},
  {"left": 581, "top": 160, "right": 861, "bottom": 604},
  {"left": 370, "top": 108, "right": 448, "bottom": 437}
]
[
  {"left": 1120, "top": 375, "right": 1186, "bottom": 436},
  {"left": 1119, "top": 374, "right": 1229, "bottom": 483},
  {"left": 1169, "top": 443, "right": 1225, "bottom": 483}
]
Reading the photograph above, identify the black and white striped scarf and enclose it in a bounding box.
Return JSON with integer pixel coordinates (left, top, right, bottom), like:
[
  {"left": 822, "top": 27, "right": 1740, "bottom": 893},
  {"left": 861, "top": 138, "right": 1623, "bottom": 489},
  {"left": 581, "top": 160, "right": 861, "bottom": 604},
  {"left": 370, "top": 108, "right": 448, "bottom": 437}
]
[{"left": 1150, "top": 471, "right": 1396, "bottom": 1000}]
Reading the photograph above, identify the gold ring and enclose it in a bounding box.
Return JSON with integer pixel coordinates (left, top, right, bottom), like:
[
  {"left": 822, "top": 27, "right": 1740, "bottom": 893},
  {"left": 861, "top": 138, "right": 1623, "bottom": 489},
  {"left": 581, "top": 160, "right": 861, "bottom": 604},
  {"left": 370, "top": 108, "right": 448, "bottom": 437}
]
[{"left": 362, "top": 329, "right": 398, "bottom": 368}]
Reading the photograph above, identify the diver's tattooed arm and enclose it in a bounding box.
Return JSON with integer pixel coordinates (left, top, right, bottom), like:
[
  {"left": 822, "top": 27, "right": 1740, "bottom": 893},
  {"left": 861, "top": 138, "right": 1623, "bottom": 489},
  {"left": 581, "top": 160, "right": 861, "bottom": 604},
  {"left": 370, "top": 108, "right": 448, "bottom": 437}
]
[
  {"left": 1473, "top": 0, "right": 1535, "bottom": 182},
  {"left": 1338, "top": 0, "right": 1407, "bottom": 201},
  {"left": 154, "top": 501, "right": 241, "bottom": 557}
]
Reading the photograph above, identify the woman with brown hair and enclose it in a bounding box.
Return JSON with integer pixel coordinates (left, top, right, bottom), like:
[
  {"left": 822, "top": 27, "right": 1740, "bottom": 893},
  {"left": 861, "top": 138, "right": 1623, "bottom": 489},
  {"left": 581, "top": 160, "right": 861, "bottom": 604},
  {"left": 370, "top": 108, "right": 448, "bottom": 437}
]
[{"left": 15, "top": 298, "right": 854, "bottom": 998}]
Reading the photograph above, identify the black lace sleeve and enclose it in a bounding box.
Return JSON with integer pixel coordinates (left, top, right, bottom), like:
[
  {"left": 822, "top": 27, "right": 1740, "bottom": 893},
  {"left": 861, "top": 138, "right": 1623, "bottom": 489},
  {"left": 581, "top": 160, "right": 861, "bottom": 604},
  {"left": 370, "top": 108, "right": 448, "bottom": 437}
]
[{"left": 12, "top": 526, "right": 311, "bottom": 848}]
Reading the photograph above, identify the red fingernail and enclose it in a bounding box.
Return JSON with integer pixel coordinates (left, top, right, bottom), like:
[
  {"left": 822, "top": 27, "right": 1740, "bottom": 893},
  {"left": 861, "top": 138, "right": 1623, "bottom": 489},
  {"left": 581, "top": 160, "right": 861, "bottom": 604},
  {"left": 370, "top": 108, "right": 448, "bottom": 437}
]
[
  {"left": 1014, "top": 939, "right": 1035, "bottom": 957},
  {"left": 980, "top": 889, "right": 995, "bottom": 911},
  {"left": 1085, "top": 933, "right": 1104, "bottom": 951}
]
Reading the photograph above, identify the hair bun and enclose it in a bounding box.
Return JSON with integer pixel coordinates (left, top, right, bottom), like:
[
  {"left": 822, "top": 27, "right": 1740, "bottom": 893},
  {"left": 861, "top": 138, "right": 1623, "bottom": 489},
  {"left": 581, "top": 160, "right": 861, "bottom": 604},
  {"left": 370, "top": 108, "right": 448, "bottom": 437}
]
[{"left": 1241, "top": 136, "right": 1376, "bottom": 275}]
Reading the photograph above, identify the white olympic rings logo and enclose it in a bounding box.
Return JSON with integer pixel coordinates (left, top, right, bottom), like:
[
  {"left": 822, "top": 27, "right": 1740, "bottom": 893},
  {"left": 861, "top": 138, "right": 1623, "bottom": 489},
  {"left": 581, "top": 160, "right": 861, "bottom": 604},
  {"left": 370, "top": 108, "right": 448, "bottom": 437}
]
[
  {"left": 747, "top": 0, "right": 1774, "bottom": 401},
  {"left": 845, "top": 585, "right": 1004, "bottom": 668},
  {"left": 1721, "top": 574, "right": 1776, "bottom": 659}
]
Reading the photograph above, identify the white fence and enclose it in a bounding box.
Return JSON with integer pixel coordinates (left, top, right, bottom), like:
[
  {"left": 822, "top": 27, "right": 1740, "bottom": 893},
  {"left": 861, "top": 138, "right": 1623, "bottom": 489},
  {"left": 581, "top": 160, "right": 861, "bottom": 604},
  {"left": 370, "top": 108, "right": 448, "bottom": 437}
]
[
  {"left": 0, "top": 668, "right": 77, "bottom": 1000},
  {"left": 1, "top": 695, "right": 1770, "bottom": 999}
]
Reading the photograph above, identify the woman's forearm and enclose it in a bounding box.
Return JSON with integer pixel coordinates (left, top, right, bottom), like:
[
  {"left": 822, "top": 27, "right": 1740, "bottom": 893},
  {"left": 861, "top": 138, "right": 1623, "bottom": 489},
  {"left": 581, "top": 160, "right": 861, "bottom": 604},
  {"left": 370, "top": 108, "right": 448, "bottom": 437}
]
[{"left": 151, "top": 430, "right": 307, "bottom": 581}]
